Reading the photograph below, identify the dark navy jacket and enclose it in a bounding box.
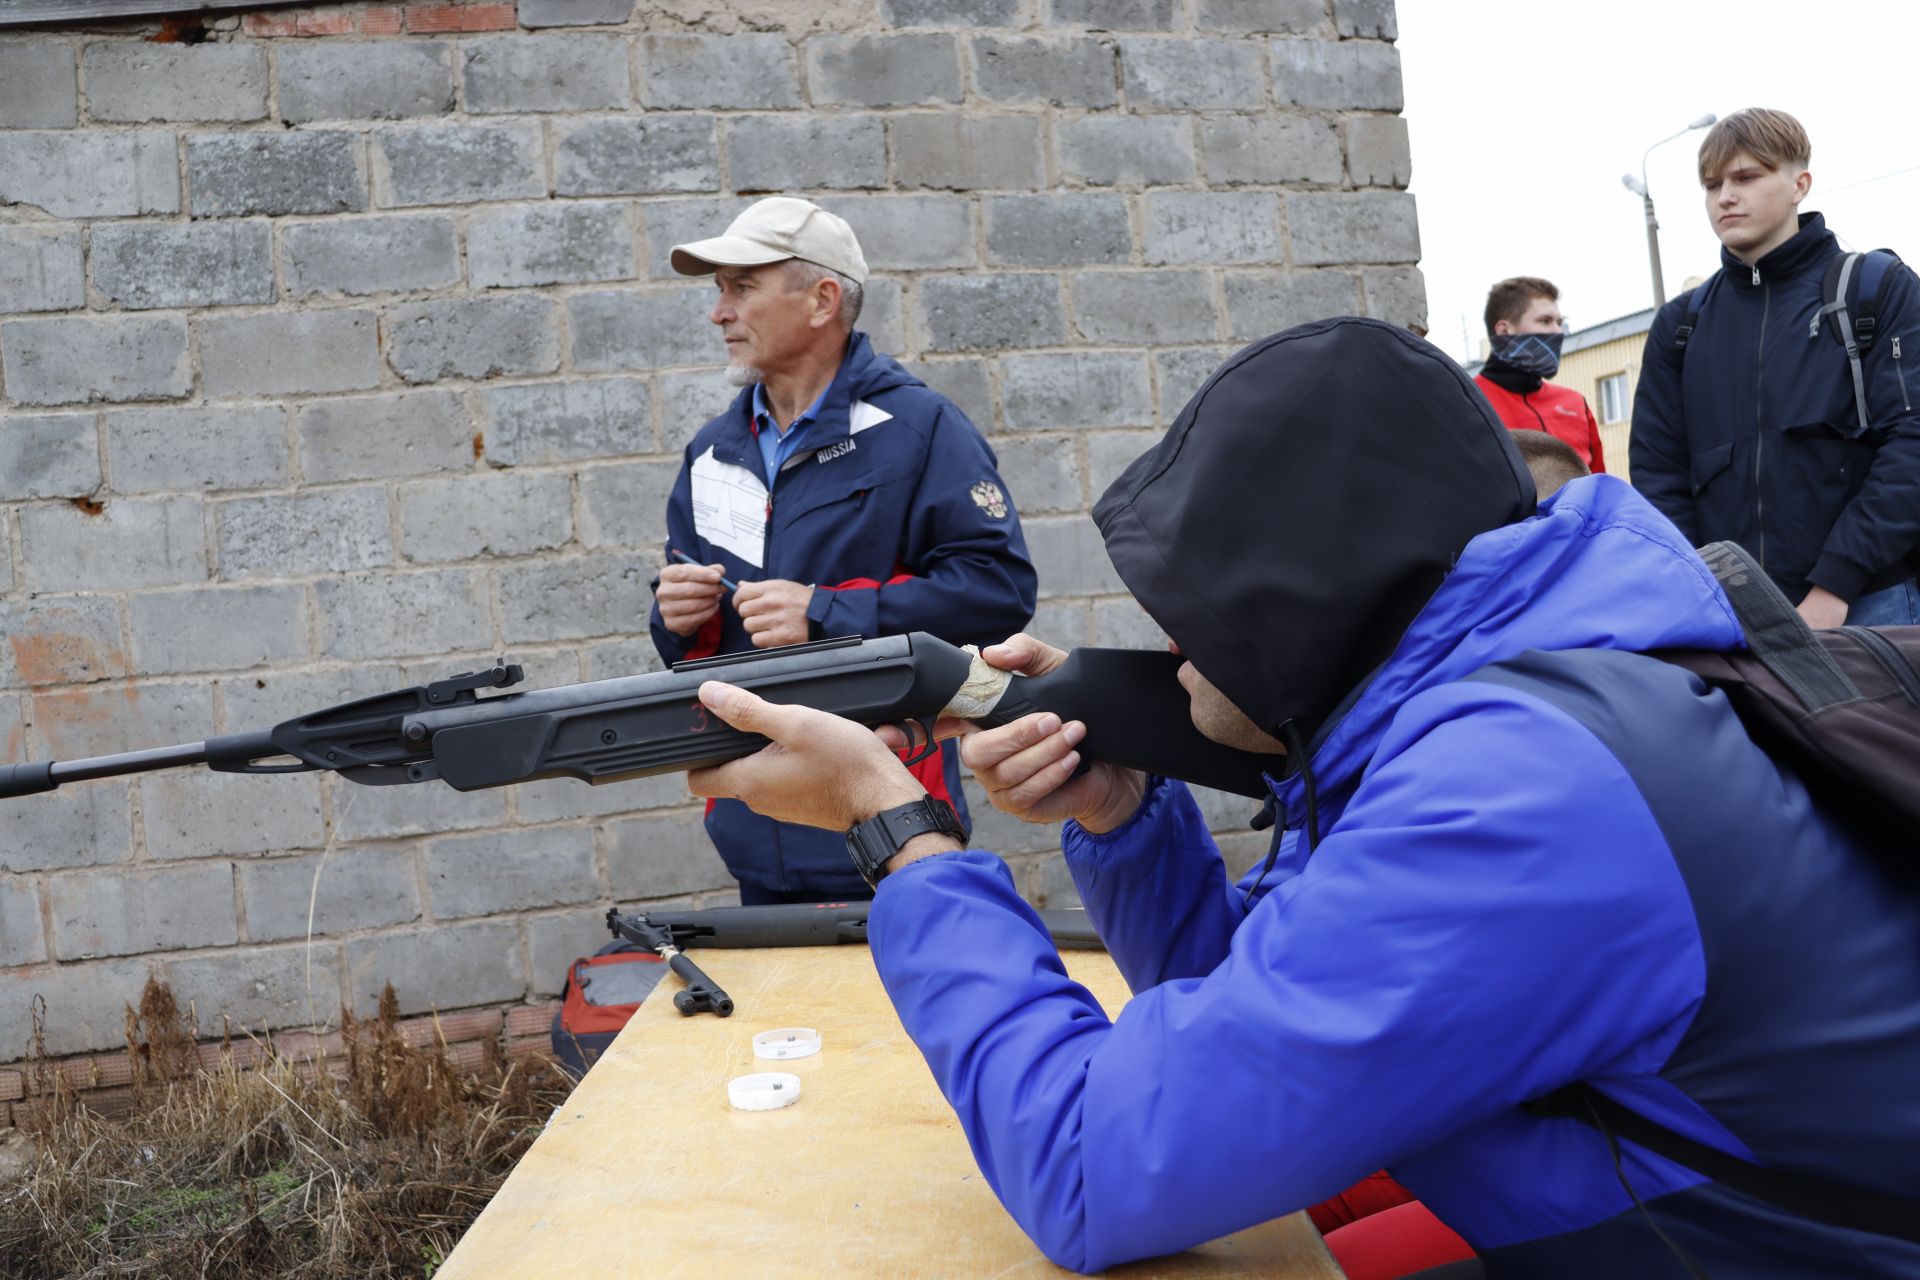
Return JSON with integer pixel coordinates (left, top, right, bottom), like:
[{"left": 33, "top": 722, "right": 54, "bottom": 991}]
[
  {"left": 1631, "top": 212, "right": 1920, "bottom": 602},
  {"left": 866, "top": 476, "right": 1920, "bottom": 1275},
  {"left": 649, "top": 332, "right": 1036, "bottom": 894}
]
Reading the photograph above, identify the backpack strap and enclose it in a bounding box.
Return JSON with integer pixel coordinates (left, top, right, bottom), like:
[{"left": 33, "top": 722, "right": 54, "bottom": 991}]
[
  {"left": 1694, "top": 541, "right": 1859, "bottom": 709},
  {"left": 1814, "top": 252, "right": 1876, "bottom": 435},
  {"left": 1530, "top": 1082, "right": 1920, "bottom": 1245},
  {"left": 1672, "top": 276, "right": 1717, "bottom": 352}
]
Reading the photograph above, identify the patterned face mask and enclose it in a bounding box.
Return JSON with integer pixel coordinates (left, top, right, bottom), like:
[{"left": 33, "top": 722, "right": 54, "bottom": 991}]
[{"left": 1489, "top": 330, "right": 1564, "bottom": 379}]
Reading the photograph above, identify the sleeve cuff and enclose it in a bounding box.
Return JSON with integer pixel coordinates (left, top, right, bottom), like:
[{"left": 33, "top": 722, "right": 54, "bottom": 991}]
[
  {"left": 1062, "top": 775, "right": 1177, "bottom": 860},
  {"left": 1809, "top": 551, "right": 1872, "bottom": 602}
]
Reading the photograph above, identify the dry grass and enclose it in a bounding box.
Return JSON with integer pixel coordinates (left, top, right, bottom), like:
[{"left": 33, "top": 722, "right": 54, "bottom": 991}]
[{"left": 0, "top": 978, "right": 573, "bottom": 1280}]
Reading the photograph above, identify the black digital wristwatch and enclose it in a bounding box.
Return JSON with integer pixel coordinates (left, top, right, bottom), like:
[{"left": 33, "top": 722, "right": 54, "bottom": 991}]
[{"left": 845, "top": 797, "right": 968, "bottom": 887}]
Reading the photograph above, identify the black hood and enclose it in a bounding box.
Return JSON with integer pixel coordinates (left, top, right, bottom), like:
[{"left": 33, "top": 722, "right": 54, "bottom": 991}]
[{"left": 1092, "top": 317, "right": 1536, "bottom": 741}]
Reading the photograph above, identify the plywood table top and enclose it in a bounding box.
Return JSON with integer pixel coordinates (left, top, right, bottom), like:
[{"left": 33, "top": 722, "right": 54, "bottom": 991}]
[{"left": 438, "top": 943, "right": 1343, "bottom": 1279}]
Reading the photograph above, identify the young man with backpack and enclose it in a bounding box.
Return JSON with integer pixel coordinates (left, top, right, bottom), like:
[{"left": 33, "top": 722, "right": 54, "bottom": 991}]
[{"left": 1631, "top": 107, "right": 1920, "bottom": 627}]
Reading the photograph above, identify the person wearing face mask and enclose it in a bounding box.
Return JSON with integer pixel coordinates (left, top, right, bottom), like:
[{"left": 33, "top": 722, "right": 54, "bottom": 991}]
[
  {"left": 1632, "top": 107, "right": 1920, "bottom": 629},
  {"left": 1472, "top": 277, "right": 1606, "bottom": 474}
]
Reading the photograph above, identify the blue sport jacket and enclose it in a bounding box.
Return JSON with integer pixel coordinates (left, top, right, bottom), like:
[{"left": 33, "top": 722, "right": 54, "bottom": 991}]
[
  {"left": 649, "top": 332, "right": 1036, "bottom": 895},
  {"left": 867, "top": 476, "right": 1920, "bottom": 1276}
]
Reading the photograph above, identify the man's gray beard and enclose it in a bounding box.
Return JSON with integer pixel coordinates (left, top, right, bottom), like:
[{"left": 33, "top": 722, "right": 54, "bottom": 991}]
[{"left": 724, "top": 362, "right": 762, "bottom": 388}]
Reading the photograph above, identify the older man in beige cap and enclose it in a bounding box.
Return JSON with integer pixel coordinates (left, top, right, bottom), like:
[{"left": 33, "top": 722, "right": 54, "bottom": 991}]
[{"left": 648, "top": 196, "right": 1037, "bottom": 905}]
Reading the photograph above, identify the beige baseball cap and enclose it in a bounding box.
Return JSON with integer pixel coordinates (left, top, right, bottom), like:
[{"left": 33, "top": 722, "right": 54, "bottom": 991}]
[{"left": 670, "top": 197, "right": 869, "bottom": 284}]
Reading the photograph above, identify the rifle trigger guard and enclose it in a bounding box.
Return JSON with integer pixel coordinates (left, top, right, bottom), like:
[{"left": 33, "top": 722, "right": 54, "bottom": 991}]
[{"left": 894, "top": 715, "right": 940, "bottom": 768}]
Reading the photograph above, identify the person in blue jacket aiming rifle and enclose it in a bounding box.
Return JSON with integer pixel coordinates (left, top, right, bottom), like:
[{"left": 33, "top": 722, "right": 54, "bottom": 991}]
[{"left": 685, "top": 317, "right": 1920, "bottom": 1278}]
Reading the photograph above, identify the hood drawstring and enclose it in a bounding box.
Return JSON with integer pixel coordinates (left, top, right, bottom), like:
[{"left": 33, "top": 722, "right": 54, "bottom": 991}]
[{"left": 1245, "top": 720, "right": 1319, "bottom": 904}]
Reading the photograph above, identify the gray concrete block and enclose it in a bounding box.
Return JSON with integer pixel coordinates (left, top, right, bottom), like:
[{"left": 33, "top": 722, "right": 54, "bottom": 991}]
[
  {"left": 1346, "top": 113, "right": 1411, "bottom": 187},
  {"left": 919, "top": 273, "right": 1064, "bottom": 352},
  {"left": 140, "top": 769, "right": 324, "bottom": 860},
  {"left": 18, "top": 496, "right": 203, "bottom": 591},
  {"left": 815, "top": 195, "right": 976, "bottom": 271},
  {"left": 297, "top": 391, "right": 473, "bottom": 484},
  {"left": 992, "top": 435, "right": 1080, "bottom": 513},
  {"left": 1120, "top": 37, "right": 1266, "bottom": 108},
  {"left": 278, "top": 41, "right": 453, "bottom": 123},
  {"left": 973, "top": 36, "right": 1117, "bottom": 108},
  {"left": 1027, "top": 852, "right": 1080, "bottom": 909},
  {"left": 106, "top": 405, "right": 291, "bottom": 494},
  {"left": 200, "top": 310, "right": 380, "bottom": 399},
  {"left": 426, "top": 826, "right": 600, "bottom": 919},
  {"left": 400, "top": 470, "right": 574, "bottom": 562},
  {"left": 216, "top": 487, "right": 392, "bottom": 580},
  {"left": 187, "top": 131, "right": 364, "bottom": 217},
  {"left": 519, "top": 0, "right": 634, "bottom": 24},
  {"left": 31, "top": 678, "right": 212, "bottom": 766},
  {"left": 727, "top": 114, "right": 886, "bottom": 192},
  {"left": 49, "top": 862, "right": 235, "bottom": 960},
  {"left": 1287, "top": 190, "right": 1419, "bottom": 265},
  {"left": 464, "top": 33, "right": 630, "bottom": 113},
  {"left": 657, "top": 369, "right": 721, "bottom": 452},
  {"left": 472, "top": 200, "right": 638, "bottom": 289},
  {"left": 568, "top": 286, "right": 717, "bottom": 370},
  {"left": 1362, "top": 264, "right": 1427, "bottom": 332},
  {"left": 605, "top": 808, "right": 736, "bottom": 899},
  {"left": 331, "top": 774, "right": 507, "bottom": 843},
  {"left": 1056, "top": 114, "right": 1194, "bottom": 187},
  {"left": 386, "top": 295, "right": 561, "bottom": 384},
  {"left": 1, "top": 315, "right": 189, "bottom": 407},
  {"left": 1334, "top": 0, "right": 1397, "bottom": 39},
  {"left": 128, "top": 584, "right": 308, "bottom": 677},
  {"left": 639, "top": 196, "right": 751, "bottom": 278},
  {"left": 0, "top": 780, "right": 132, "bottom": 874},
  {"left": 90, "top": 221, "right": 274, "bottom": 311},
  {"left": 0, "top": 227, "right": 84, "bottom": 313},
  {"left": 1201, "top": 115, "right": 1342, "bottom": 185},
  {"left": 499, "top": 550, "right": 655, "bottom": 643},
  {"left": 857, "top": 275, "right": 905, "bottom": 355},
  {"left": 526, "top": 904, "right": 625, "bottom": 996},
  {"left": 580, "top": 633, "right": 666, "bottom": 681},
  {"left": 1027, "top": 597, "right": 1090, "bottom": 647},
  {"left": 1143, "top": 191, "right": 1281, "bottom": 264},
  {"left": 1092, "top": 595, "right": 1168, "bottom": 648},
  {"left": 481, "top": 377, "right": 652, "bottom": 465},
  {"left": 1270, "top": 36, "right": 1402, "bottom": 110},
  {"left": 807, "top": 34, "right": 962, "bottom": 107},
  {"left": 212, "top": 663, "right": 401, "bottom": 735},
  {"left": 0, "top": 594, "right": 123, "bottom": 690},
  {"left": 578, "top": 458, "right": 679, "bottom": 548},
  {"left": 343, "top": 919, "right": 524, "bottom": 1017},
  {"left": 1000, "top": 351, "right": 1152, "bottom": 429},
  {"left": 0, "top": 41, "right": 76, "bottom": 128},
  {"left": 315, "top": 570, "right": 490, "bottom": 661},
  {"left": 82, "top": 41, "right": 267, "bottom": 123},
  {"left": 163, "top": 942, "right": 338, "bottom": 1038},
  {"left": 239, "top": 846, "right": 420, "bottom": 943},
  {"left": 375, "top": 122, "right": 544, "bottom": 208},
  {"left": 1197, "top": 0, "right": 1325, "bottom": 32},
  {"left": 284, "top": 215, "right": 461, "bottom": 298},
  {"left": 1071, "top": 269, "right": 1217, "bottom": 345},
  {"left": 0, "top": 881, "right": 46, "bottom": 967},
  {"left": 1049, "top": 0, "right": 1174, "bottom": 29},
  {"left": 901, "top": 358, "right": 994, "bottom": 430},
  {"left": 515, "top": 769, "right": 686, "bottom": 824},
  {"left": 0, "top": 131, "right": 176, "bottom": 219},
  {"left": 0, "top": 955, "right": 154, "bottom": 1058},
  {"left": 985, "top": 193, "right": 1131, "bottom": 267},
  {"left": 1225, "top": 268, "right": 1360, "bottom": 340},
  {"left": 1023, "top": 513, "right": 1124, "bottom": 596},
  {"left": 959, "top": 774, "right": 1062, "bottom": 854},
  {"left": 554, "top": 116, "right": 718, "bottom": 197},
  {"left": 1153, "top": 346, "right": 1230, "bottom": 419},
  {"left": 641, "top": 34, "right": 799, "bottom": 109},
  {"left": 893, "top": 115, "right": 1046, "bottom": 191},
  {"left": 0, "top": 413, "right": 99, "bottom": 501},
  {"left": 884, "top": 0, "right": 1020, "bottom": 23}
]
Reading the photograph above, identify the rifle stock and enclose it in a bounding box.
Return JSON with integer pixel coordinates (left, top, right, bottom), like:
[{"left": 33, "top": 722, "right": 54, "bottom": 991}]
[{"left": 0, "top": 632, "right": 1278, "bottom": 801}]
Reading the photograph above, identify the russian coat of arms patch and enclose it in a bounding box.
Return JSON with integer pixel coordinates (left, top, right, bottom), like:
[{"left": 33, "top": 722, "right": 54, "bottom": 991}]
[{"left": 969, "top": 479, "right": 1009, "bottom": 520}]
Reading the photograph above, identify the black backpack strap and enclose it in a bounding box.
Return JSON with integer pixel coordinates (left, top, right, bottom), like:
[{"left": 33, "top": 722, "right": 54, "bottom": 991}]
[
  {"left": 1530, "top": 1082, "right": 1920, "bottom": 1245},
  {"left": 1672, "top": 277, "right": 1716, "bottom": 352},
  {"left": 1694, "top": 542, "right": 1859, "bottom": 709}
]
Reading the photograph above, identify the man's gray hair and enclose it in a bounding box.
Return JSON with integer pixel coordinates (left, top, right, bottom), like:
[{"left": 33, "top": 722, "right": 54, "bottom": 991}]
[{"left": 784, "top": 258, "right": 864, "bottom": 330}]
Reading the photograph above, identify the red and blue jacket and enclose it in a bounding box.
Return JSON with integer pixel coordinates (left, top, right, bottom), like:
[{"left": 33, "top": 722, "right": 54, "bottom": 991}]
[
  {"left": 649, "top": 332, "right": 1036, "bottom": 895},
  {"left": 866, "top": 476, "right": 1920, "bottom": 1275}
]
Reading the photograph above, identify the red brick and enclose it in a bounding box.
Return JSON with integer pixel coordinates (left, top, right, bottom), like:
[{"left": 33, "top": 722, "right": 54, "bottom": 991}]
[
  {"left": 273, "top": 1028, "right": 344, "bottom": 1061},
  {"left": 505, "top": 1034, "right": 551, "bottom": 1061},
  {"left": 504, "top": 1003, "right": 559, "bottom": 1038},
  {"left": 295, "top": 8, "right": 356, "bottom": 34},
  {"left": 242, "top": 11, "right": 300, "bottom": 35},
  {"left": 0, "top": 1069, "right": 21, "bottom": 1103},
  {"left": 460, "top": 3, "right": 517, "bottom": 29},
  {"left": 360, "top": 6, "right": 404, "bottom": 33},
  {"left": 398, "top": 1006, "right": 501, "bottom": 1048},
  {"left": 405, "top": 4, "right": 464, "bottom": 31}
]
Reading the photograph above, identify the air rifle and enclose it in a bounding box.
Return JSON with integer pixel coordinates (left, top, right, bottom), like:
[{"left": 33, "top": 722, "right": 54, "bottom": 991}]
[{"left": 0, "top": 632, "right": 1277, "bottom": 801}]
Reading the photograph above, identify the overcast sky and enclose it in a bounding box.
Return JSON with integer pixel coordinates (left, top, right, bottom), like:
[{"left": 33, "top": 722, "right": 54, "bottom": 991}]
[{"left": 1399, "top": 1, "right": 1920, "bottom": 362}]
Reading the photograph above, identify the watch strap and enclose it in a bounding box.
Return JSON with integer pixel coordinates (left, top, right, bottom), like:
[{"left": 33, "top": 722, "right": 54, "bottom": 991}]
[{"left": 846, "top": 797, "right": 966, "bottom": 886}]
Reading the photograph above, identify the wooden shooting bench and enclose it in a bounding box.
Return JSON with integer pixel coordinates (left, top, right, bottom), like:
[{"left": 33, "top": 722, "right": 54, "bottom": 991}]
[{"left": 436, "top": 944, "right": 1344, "bottom": 1279}]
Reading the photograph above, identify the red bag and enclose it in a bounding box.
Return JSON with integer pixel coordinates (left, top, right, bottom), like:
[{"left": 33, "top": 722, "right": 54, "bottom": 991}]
[{"left": 550, "top": 943, "right": 665, "bottom": 1076}]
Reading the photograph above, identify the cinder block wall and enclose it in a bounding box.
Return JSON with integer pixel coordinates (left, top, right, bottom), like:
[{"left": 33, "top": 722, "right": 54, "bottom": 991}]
[{"left": 0, "top": 0, "right": 1418, "bottom": 1075}]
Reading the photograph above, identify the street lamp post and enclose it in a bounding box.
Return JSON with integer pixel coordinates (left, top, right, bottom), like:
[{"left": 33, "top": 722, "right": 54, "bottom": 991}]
[{"left": 1620, "top": 113, "right": 1718, "bottom": 309}]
